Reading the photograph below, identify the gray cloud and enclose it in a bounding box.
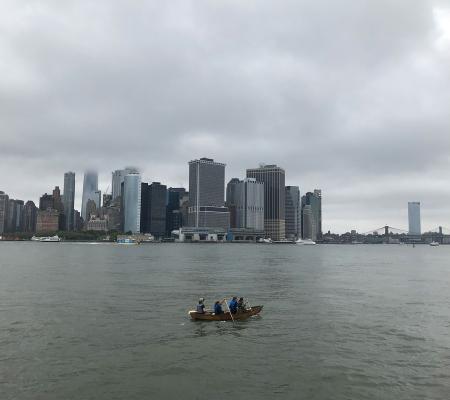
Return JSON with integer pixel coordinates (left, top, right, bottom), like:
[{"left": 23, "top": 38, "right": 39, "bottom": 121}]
[{"left": 1, "top": 0, "right": 450, "bottom": 232}]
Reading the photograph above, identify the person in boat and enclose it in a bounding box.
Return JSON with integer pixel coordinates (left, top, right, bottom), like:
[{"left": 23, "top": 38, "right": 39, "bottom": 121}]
[
  {"left": 237, "top": 297, "right": 246, "bottom": 312},
  {"left": 214, "top": 300, "right": 224, "bottom": 315},
  {"left": 228, "top": 296, "right": 238, "bottom": 314},
  {"left": 196, "top": 298, "right": 206, "bottom": 314}
]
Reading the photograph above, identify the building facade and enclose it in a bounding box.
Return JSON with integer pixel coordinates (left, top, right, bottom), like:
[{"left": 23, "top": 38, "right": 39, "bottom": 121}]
[
  {"left": 112, "top": 167, "right": 139, "bottom": 200},
  {"left": 140, "top": 182, "right": 167, "bottom": 237},
  {"left": 63, "top": 172, "right": 75, "bottom": 231},
  {"left": 301, "top": 190, "right": 322, "bottom": 240},
  {"left": 188, "top": 158, "right": 230, "bottom": 230},
  {"left": 0, "top": 191, "right": 8, "bottom": 234},
  {"left": 226, "top": 178, "right": 264, "bottom": 231},
  {"left": 285, "top": 186, "right": 301, "bottom": 239},
  {"left": 22, "top": 201, "right": 37, "bottom": 233},
  {"left": 123, "top": 173, "right": 141, "bottom": 233},
  {"left": 246, "top": 164, "right": 285, "bottom": 240},
  {"left": 81, "top": 171, "right": 98, "bottom": 221},
  {"left": 408, "top": 201, "right": 421, "bottom": 235},
  {"left": 166, "top": 188, "right": 186, "bottom": 235},
  {"left": 36, "top": 209, "right": 60, "bottom": 233}
]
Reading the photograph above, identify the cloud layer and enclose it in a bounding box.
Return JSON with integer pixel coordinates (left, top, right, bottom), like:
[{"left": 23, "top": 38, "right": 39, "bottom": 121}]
[{"left": 1, "top": 0, "right": 449, "bottom": 232}]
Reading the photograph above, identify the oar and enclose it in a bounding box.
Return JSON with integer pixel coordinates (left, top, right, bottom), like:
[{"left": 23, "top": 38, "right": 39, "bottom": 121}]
[{"left": 224, "top": 298, "right": 235, "bottom": 324}]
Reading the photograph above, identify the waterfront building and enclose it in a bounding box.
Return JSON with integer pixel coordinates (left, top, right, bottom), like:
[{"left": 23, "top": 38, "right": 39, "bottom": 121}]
[
  {"left": 36, "top": 209, "right": 59, "bottom": 233},
  {"left": 22, "top": 201, "right": 37, "bottom": 233},
  {"left": 0, "top": 191, "right": 8, "bottom": 234},
  {"left": 13, "top": 200, "right": 24, "bottom": 232},
  {"left": 63, "top": 172, "right": 75, "bottom": 230},
  {"left": 141, "top": 182, "right": 167, "bottom": 237},
  {"left": 111, "top": 167, "right": 139, "bottom": 200},
  {"left": 166, "top": 188, "right": 186, "bottom": 235},
  {"left": 246, "top": 164, "right": 286, "bottom": 240},
  {"left": 226, "top": 178, "right": 264, "bottom": 231},
  {"left": 301, "top": 190, "right": 322, "bottom": 240},
  {"left": 408, "top": 202, "right": 421, "bottom": 235},
  {"left": 86, "top": 217, "right": 108, "bottom": 231},
  {"left": 123, "top": 173, "right": 141, "bottom": 233},
  {"left": 74, "top": 210, "right": 83, "bottom": 231},
  {"left": 81, "top": 171, "right": 98, "bottom": 221},
  {"left": 187, "top": 158, "right": 230, "bottom": 230},
  {"left": 285, "top": 186, "right": 301, "bottom": 239}
]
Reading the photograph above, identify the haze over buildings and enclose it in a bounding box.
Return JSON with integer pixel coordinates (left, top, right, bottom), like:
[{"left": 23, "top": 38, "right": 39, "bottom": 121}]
[{"left": 1, "top": 1, "right": 450, "bottom": 233}]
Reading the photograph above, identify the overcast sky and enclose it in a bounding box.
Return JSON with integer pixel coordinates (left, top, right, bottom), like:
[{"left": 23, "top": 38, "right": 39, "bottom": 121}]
[{"left": 1, "top": 0, "right": 450, "bottom": 233}]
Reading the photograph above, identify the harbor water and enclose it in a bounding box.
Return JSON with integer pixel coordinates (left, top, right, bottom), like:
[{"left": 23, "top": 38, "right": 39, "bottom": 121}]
[{"left": 1, "top": 242, "right": 450, "bottom": 399}]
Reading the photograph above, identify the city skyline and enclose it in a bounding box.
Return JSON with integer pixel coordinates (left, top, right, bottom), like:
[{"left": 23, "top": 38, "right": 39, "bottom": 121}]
[{"left": 1, "top": 2, "right": 450, "bottom": 233}]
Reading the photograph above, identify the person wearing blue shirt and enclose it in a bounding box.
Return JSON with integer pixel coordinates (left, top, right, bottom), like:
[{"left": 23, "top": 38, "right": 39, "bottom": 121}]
[
  {"left": 214, "top": 300, "right": 224, "bottom": 315},
  {"left": 228, "top": 296, "right": 238, "bottom": 314}
]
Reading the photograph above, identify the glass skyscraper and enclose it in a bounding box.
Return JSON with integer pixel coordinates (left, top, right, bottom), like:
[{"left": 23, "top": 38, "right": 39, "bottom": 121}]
[
  {"left": 246, "top": 164, "right": 285, "bottom": 240},
  {"left": 188, "top": 158, "right": 229, "bottom": 230},
  {"left": 408, "top": 201, "right": 421, "bottom": 235},
  {"left": 81, "top": 171, "right": 98, "bottom": 221},
  {"left": 123, "top": 173, "right": 141, "bottom": 233},
  {"left": 63, "top": 172, "right": 75, "bottom": 230},
  {"left": 285, "top": 186, "right": 301, "bottom": 239}
]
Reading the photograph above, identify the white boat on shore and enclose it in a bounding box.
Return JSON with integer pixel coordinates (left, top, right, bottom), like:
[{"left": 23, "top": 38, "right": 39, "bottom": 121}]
[{"left": 296, "top": 239, "right": 316, "bottom": 245}]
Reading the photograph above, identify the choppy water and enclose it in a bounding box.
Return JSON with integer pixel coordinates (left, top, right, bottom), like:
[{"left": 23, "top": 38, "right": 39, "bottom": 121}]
[{"left": 1, "top": 242, "right": 450, "bottom": 399}]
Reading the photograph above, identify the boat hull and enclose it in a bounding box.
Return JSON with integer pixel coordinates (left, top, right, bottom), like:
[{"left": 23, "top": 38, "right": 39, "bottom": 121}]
[{"left": 189, "top": 305, "right": 263, "bottom": 321}]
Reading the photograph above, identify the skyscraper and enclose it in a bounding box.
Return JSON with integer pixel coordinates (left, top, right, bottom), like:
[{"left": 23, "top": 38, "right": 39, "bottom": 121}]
[
  {"left": 302, "top": 205, "right": 313, "bottom": 240},
  {"left": 301, "top": 190, "right": 322, "bottom": 240},
  {"left": 408, "top": 202, "right": 421, "bottom": 235},
  {"left": 81, "top": 171, "right": 98, "bottom": 221},
  {"left": 141, "top": 182, "right": 167, "bottom": 237},
  {"left": 285, "top": 186, "right": 301, "bottom": 239},
  {"left": 63, "top": 172, "right": 75, "bottom": 230},
  {"left": 22, "top": 201, "right": 37, "bottom": 233},
  {"left": 166, "top": 187, "right": 186, "bottom": 235},
  {"left": 246, "top": 164, "right": 285, "bottom": 240},
  {"left": 0, "top": 191, "right": 8, "bottom": 234},
  {"left": 123, "top": 173, "right": 141, "bottom": 233},
  {"left": 226, "top": 178, "right": 264, "bottom": 231},
  {"left": 188, "top": 158, "right": 230, "bottom": 230},
  {"left": 112, "top": 167, "right": 139, "bottom": 200}
]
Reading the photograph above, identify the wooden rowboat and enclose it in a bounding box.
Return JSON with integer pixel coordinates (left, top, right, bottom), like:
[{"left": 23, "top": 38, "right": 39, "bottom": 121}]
[{"left": 188, "top": 305, "right": 263, "bottom": 321}]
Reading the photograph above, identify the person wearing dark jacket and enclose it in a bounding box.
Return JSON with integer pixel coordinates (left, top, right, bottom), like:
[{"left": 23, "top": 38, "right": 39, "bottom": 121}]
[
  {"left": 228, "top": 297, "right": 238, "bottom": 314},
  {"left": 214, "top": 300, "right": 224, "bottom": 315}
]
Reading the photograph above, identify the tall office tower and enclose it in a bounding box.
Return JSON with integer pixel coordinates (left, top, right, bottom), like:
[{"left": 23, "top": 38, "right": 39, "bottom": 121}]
[
  {"left": 285, "top": 186, "right": 301, "bottom": 239},
  {"left": 141, "top": 182, "right": 167, "bottom": 237},
  {"left": 166, "top": 188, "right": 186, "bottom": 235},
  {"left": 246, "top": 164, "right": 286, "bottom": 240},
  {"left": 188, "top": 158, "right": 230, "bottom": 230},
  {"left": 226, "top": 178, "right": 264, "bottom": 231},
  {"left": 39, "top": 193, "right": 54, "bottom": 210},
  {"left": 0, "top": 191, "right": 9, "bottom": 234},
  {"left": 22, "top": 201, "right": 37, "bottom": 233},
  {"left": 123, "top": 173, "right": 141, "bottom": 233},
  {"left": 301, "top": 190, "right": 322, "bottom": 240},
  {"left": 81, "top": 171, "right": 98, "bottom": 221},
  {"left": 408, "top": 202, "right": 421, "bottom": 235},
  {"left": 6, "top": 199, "right": 17, "bottom": 232},
  {"left": 85, "top": 199, "right": 98, "bottom": 221},
  {"left": 52, "top": 186, "right": 64, "bottom": 213},
  {"left": 94, "top": 190, "right": 102, "bottom": 209},
  {"left": 226, "top": 178, "right": 240, "bottom": 228},
  {"left": 302, "top": 205, "right": 314, "bottom": 240},
  {"left": 13, "top": 200, "right": 24, "bottom": 231},
  {"left": 111, "top": 167, "right": 139, "bottom": 200},
  {"left": 63, "top": 172, "right": 75, "bottom": 230}
]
